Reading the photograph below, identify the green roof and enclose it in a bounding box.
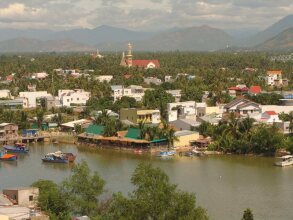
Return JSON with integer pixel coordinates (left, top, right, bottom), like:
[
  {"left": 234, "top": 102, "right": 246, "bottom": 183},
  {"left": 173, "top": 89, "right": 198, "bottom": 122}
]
[
  {"left": 125, "top": 128, "right": 141, "bottom": 139},
  {"left": 150, "top": 138, "right": 167, "bottom": 143},
  {"left": 86, "top": 124, "right": 104, "bottom": 135}
]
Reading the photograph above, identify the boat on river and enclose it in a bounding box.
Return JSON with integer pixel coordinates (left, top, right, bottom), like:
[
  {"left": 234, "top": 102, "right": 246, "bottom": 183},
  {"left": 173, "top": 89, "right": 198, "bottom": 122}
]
[
  {"left": 0, "top": 151, "right": 17, "bottom": 161},
  {"left": 275, "top": 155, "right": 293, "bottom": 167},
  {"left": 3, "top": 143, "right": 29, "bottom": 153},
  {"left": 42, "top": 151, "right": 76, "bottom": 163},
  {"left": 157, "top": 151, "right": 176, "bottom": 157}
]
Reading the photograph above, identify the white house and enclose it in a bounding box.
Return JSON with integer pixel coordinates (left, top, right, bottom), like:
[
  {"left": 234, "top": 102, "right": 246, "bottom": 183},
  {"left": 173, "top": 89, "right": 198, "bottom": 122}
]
[
  {"left": 95, "top": 75, "right": 113, "bottom": 83},
  {"left": 58, "top": 89, "right": 91, "bottom": 107},
  {"left": 265, "top": 70, "right": 288, "bottom": 87},
  {"left": 224, "top": 98, "right": 261, "bottom": 116},
  {"left": 31, "top": 72, "right": 48, "bottom": 80},
  {"left": 260, "top": 111, "right": 282, "bottom": 124},
  {"left": 167, "top": 101, "right": 196, "bottom": 122},
  {"left": 111, "top": 85, "right": 148, "bottom": 102},
  {"left": 0, "top": 90, "right": 12, "bottom": 99},
  {"left": 260, "top": 105, "right": 293, "bottom": 114},
  {"left": 19, "top": 91, "right": 52, "bottom": 108},
  {"left": 144, "top": 77, "right": 162, "bottom": 85}
]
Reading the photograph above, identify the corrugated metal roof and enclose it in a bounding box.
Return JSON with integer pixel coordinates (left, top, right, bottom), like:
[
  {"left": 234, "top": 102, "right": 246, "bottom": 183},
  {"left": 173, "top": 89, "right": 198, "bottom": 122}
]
[
  {"left": 85, "top": 124, "right": 104, "bottom": 135},
  {"left": 125, "top": 128, "right": 141, "bottom": 139}
]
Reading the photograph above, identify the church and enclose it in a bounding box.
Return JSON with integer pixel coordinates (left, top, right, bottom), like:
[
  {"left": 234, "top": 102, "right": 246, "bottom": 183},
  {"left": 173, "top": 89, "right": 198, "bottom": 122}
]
[{"left": 120, "top": 43, "right": 160, "bottom": 69}]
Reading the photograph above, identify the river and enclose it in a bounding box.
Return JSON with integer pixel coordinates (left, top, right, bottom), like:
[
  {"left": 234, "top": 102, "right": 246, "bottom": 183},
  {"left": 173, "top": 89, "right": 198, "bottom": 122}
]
[{"left": 0, "top": 143, "right": 292, "bottom": 220}]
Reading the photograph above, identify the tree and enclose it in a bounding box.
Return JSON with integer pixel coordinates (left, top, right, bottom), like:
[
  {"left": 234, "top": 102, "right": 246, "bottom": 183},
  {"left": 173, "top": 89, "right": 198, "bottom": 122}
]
[
  {"left": 62, "top": 160, "right": 105, "bottom": 217},
  {"left": 73, "top": 124, "right": 83, "bottom": 134},
  {"left": 105, "top": 163, "right": 208, "bottom": 220},
  {"left": 37, "top": 110, "right": 44, "bottom": 129},
  {"left": 242, "top": 208, "right": 254, "bottom": 220},
  {"left": 31, "top": 180, "right": 70, "bottom": 220},
  {"left": 166, "top": 127, "right": 179, "bottom": 150}
]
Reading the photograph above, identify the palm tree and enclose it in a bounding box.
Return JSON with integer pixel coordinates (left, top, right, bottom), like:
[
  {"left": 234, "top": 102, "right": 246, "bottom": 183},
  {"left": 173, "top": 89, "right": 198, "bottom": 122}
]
[
  {"left": 37, "top": 110, "right": 44, "bottom": 129},
  {"left": 288, "top": 111, "right": 293, "bottom": 135},
  {"left": 137, "top": 120, "right": 147, "bottom": 139},
  {"left": 103, "top": 119, "right": 117, "bottom": 137},
  {"left": 166, "top": 127, "right": 179, "bottom": 150},
  {"left": 94, "top": 109, "right": 110, "bottom": 125}
]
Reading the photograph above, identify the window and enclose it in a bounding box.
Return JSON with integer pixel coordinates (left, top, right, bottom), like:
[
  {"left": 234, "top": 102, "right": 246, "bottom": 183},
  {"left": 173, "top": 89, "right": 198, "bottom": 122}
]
[
  {"left": 77, "top": 98, "right": 79, "bottom": 101},
  {"left": 29, "top": 195, "right": 33, "bottom": 201},
  {"left": 243, "top": 110, "right": 248, "bottom": 114}
]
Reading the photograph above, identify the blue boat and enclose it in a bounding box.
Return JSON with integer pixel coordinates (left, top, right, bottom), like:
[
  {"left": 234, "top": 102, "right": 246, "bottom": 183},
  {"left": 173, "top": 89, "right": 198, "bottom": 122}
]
[
  {"left": 42, "top": 153, "right": 68, "bottom": 164},
  {"left": 0, "top": 151, "right": 17, "bottom": 161},
  {"left": 3, "top": 143, "right": 29, "bottom": 153},
  {"left": 157, "top": 151, "right": 176, "bottom": 157}
]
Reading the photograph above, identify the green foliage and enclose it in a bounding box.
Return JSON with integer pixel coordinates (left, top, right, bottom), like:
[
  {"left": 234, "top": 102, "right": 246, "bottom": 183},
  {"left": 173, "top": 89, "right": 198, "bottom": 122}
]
[
  {"left": 104, "top": 163, "right": 208, "bottom": 220},
  {"left": 62, "top": 160, "right": 105, "bottom": 217},
  {"left": 143, "top": 88, "right": 175, "bottom": 119},
  {"left": 31, "top": 180, "right": 70, "bottom": 220},
  {"left": 242, "top": 208, "right": 254, "bottom": 220},
  {"left": 246, "top": 93, "right": 283, "bottom": 105}
]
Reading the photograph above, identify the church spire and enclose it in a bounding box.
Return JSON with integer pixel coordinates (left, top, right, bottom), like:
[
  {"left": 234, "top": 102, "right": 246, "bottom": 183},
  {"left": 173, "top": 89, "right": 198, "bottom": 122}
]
[{"left": 126, "top": 42, "right": 133, "bottom": 67}]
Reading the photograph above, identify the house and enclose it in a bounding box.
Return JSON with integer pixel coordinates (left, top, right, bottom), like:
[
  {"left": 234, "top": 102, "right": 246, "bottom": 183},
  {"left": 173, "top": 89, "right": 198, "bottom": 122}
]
[
  {"left": 224, "top": 98, "right": 261, "bottom": 115},
  {"left": 165, "top": 75, "right": 173, "bottom": 82},
  {"left": 0, "top": 90, "right": 12, "bottom": 99},
  {"left": 60, "top": 119, "right": 91, "bottom": 132},
  {"left": 249, "top": 86, "right": 262, "bottom": 95},
  {"left": 144, "top": 77, "right": 162, "bottom": 85},
  {"left": 197, "top": 106, "right": 220, "bottom": 117},
  {"left": 31, "top": 72, "right": 48, "bottom": 80},
  {"left": 167, "top": 101, "right": 196, "bottom": 122},
  {"left": 43, "top": 96, "right": 55, "bottom": 110},
  {"left": 3, "top": 187, "right": 39, "bottom": 207},
  {"left": 0, "top": 123, "right": 18, "bottom": 140},
  {"left": 166, "top": 90, "right": 181, "bottom": 102},
  {"left": 58, "top": 89, "right": 91, "bottom": 107},
  {"left": 276, "top": 121, "right": 291, "bottom": 134},
  {"left": 95, "top": 75, "right": 113, "bottom": 83},
  {"left": 120, "top": 108, "right": 161, "bottom": 124},
  {"left": 120, "top": 43, "right": 160, "bottom": 69},
  {"left": 19, "top": 91, "right": 52, "bottom": 108},
  {"left": 280, "top": 94, "right": 293, "bottom": 106},
  {"left": 228, "top": 85, "right": 248, "bottom": 97},
  {"left": 173, "top": 130, "right": 200, "bottom": 148},
  {"left": 259, "top": 111, "right": 282, "bottom": 124},
  {"left": 198, "top": 113, "right": 222, "bottom": 125},
  {"left": 111, "top": 85, "right": 148, "bottom": 102},
  {"left": 170, "top": 118, "right": 201, "bottom": 131},
  {"left": 265, "top": 70, "right": 288, "bottom": 87}
]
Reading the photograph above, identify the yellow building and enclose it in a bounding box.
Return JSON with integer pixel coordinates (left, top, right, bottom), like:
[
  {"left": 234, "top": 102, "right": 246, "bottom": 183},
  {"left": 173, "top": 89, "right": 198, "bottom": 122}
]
[
  {"left": 174, "top": 130, "right": 199, "bottom": 148},
  {"left": 197, "top": 106, "right": 220, "bottom": 117},
  {"left": 120, "top": 108, "right": 161, "bottom": 124}
]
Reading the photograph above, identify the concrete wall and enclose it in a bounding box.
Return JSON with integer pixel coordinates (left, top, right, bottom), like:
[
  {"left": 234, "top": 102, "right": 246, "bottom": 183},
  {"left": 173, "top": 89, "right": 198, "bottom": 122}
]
[{"left": 3, "top": 188, "right": 39, "bottom": 207}]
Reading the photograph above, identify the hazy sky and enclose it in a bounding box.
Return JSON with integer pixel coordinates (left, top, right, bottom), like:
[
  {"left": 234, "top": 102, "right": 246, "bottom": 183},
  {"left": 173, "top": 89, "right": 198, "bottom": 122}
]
[{"left": 0, "top": 0, "right": 292, "bottom": 31}]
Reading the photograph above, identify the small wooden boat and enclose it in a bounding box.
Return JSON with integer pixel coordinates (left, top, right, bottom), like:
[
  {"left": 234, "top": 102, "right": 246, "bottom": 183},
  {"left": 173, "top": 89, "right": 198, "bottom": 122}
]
[
  {"left": 3, "top": 143, "right": 29, "bottom": 153},
  {"left": 275, "top": 155, "right": 293, "bottom": 167},
  {"left": 157, "top": 151, "right": 176, "bottom": 157},
  {"left": 63, "top": 153, "right": 76, "bottom": 162},
  {"left": 42, "top": 151, "right": 76, "bottom": 163},
  {"left": 0, "top": 151, "right": 17, "bottom": 161}
]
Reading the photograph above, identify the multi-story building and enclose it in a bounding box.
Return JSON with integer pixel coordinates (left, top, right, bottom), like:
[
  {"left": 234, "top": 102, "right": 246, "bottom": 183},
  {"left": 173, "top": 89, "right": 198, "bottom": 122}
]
[
  {"left": 265, "top": 70, "right": 288, "bottom": 87},
  {"left": 58, "top": 89, "right": 90, "bottom": 107},
  {"left": 19, "top": 91, "right": 52, "bottom": 108},
  {"left": 120, "top": 108, "right": 161, "bottom": 124},
  {"left": 166, "top": 90, "right": 181, "bottom": 102},
  {"left": 167, "top": 101, "right": 196, "bottom": 122},
  {"left": 111, "top": 85, "right": 148, "bottom": 102}
]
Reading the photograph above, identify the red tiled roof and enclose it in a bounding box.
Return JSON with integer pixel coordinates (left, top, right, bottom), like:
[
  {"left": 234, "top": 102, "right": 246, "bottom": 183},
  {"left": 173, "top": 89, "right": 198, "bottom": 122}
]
[
  {"left": 267, "top": 70, "right": 282, "bottom": 75},
  {"left": 131, "top": 60, "right": 160, "bottom": 68},
  {"left": 249, "top": 86, "right": 261, "bottom": 94},
  {"left": 228, "top": 86, "right": 248, "bottom": 91},
  {"left": 264, "top": 111, "right": 277, "bottom": 116},
  {"left": 6, "top": 75, "right": 13, "bottom": 81}
]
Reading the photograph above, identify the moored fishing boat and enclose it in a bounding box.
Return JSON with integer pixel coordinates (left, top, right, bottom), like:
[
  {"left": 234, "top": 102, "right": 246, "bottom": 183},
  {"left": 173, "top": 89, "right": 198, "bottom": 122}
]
[
  {"left": 3, "top": 143, "right": 29, "bottom": 153},
  {"left": 0, "top": 151, "right": 17, "bottom": 161},
  {"left": 157, "top": 151, "right": 176, "bottom": 157},
  {"left": 53, "top": 151, "right": 76, "bottom": 162},
  {"left": 42, "top": 153, "right": 68, "bottom": 163},
  {"left": 275, "top": 155, "right": 293, "bottom": 167}
]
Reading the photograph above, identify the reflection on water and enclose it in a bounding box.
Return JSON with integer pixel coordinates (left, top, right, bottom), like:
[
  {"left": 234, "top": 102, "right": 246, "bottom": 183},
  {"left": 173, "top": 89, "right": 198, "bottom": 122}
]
[{"left": 0, "top": 143, "right": 292, "bottom": 220}]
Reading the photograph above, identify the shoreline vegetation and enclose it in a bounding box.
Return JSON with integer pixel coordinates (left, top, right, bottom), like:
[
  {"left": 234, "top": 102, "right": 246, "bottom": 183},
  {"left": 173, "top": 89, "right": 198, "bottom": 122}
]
[{"left": 32, "top": 160, "right": 255, "bottom": 220}]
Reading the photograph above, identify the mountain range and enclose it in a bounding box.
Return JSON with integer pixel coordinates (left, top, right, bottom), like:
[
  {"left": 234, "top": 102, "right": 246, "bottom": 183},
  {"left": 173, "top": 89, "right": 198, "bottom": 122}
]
[{"left": 0, "top": 14, "right": 291, "bottom": 52}]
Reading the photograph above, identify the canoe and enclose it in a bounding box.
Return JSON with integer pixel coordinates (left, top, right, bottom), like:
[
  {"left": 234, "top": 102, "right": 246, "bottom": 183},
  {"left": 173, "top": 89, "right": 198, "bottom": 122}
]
[{"left": 0, "top": 153, "right": 17, "bottom": 161}]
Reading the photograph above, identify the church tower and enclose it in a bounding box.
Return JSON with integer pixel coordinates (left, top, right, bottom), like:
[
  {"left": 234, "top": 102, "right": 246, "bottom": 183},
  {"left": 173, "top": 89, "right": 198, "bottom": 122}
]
[{"left": 126, "top": 42, "right": 133, "bottom": 67}]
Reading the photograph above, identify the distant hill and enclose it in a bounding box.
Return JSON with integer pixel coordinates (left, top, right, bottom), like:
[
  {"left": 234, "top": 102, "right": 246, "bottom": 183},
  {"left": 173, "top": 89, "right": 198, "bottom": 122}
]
[
  {"left": 98, "top": 25, "right": 235, "bottom": 51},
  {"left": 246, "top": 14, "right": 293, "bottom": 46},
  {"left": 0, "top": 38, "right": 94, "bottom": 53},
  {"left": 256, "top": 27, "right": 293, "bottom": 51}
]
